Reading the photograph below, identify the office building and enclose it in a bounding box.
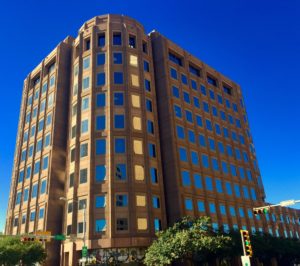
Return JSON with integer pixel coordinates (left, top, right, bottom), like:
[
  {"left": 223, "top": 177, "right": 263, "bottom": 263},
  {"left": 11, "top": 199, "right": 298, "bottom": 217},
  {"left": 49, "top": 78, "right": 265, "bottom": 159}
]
[{"left": 5, "top": 14, "right": 300, "bottom": 265}]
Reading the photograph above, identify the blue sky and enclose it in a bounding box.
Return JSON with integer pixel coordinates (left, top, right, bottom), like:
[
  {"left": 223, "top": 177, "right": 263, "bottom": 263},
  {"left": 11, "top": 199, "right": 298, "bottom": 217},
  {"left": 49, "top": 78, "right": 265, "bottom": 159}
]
[{"left": 0, "top": 0, "right": 299, "bottom": 231}]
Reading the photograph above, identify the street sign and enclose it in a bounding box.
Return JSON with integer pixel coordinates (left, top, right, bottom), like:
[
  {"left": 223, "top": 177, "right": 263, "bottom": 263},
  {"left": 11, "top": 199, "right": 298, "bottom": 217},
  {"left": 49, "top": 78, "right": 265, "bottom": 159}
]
[
  {"left": 82, "top": 246, "right": 88, "bottom": 257},
  {"left": 54, "top": 234, "right": 66, "bottom": 241},
  {"left": 36, "top": 231, "right": 51, "bottom": 242},
  {"left": 241, "top": 256, "right": 251, "bottom": 266}
]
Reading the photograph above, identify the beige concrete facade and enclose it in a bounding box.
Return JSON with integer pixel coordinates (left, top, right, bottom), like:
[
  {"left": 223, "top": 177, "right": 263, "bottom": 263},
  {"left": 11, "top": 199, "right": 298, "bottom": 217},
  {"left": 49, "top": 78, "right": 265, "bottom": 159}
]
[{"left": 5, "top": 14, "right": 300, "bottom": 266}]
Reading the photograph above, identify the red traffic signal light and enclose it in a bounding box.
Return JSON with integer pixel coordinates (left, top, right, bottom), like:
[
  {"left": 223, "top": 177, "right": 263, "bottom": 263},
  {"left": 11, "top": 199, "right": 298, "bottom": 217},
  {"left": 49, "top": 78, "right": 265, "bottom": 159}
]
[
  {"left": 240, "top": 230, "right": 253, "bottom": 257},
  {"left": 21, "top": 236, "right": 35, "bottom": 242}
]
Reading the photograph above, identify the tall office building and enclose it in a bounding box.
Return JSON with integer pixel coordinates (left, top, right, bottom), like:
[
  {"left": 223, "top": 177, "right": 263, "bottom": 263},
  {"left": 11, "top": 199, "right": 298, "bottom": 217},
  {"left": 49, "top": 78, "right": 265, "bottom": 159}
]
[{"left": 5, "top": 14, "right": 300, "bottom": 265}]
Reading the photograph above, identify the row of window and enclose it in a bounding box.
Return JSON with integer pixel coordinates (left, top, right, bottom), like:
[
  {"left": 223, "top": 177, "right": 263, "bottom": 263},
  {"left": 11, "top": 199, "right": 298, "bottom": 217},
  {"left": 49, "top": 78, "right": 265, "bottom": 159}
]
[
  {"left": 30, "top": 63, "right": 55, "bottom": 89},
  {"left": 169, "top": 52, "right": 233, "bottom": 95},
  {"left": 69, "top": 164, "right": 158, "bottom": 187},
  {"left": 174, "top": 104, "right": 243, "bottom": 131},
  {"left": 20, "top": 133, "right": 51, "bottom": 163},
  {"left": 84, "top": 32, "right": 148, "bottom": 54},
  {"left": 15, "top": 179, "right": 47, "bottom": 206},
  {"left": 181, "top": 172, "right": 256, "bottom": 199},
  {"left": 13, "top": 207, "right": 45, "bottom": 227}
]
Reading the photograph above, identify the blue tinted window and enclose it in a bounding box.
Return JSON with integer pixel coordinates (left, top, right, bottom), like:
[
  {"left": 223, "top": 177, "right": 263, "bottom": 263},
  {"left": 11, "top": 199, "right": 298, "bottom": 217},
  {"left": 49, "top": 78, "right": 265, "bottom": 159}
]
[
  {"left": 116, "top": 195, "right": 128, "bottom": 207},
  {"left": 197, "top": 201, "right": 205, "bottom": 212},
  {"left": 113, "top": 52, "right": 122, "bottom": 64},
  {"left": 234, "top": 184, "right": 241, "bottom": 198},
  {"left": 230, "top": 206, "right": 236, "bottom": 216},
  {"left": 212, "top": 158, "right": 219, "bottom": 171},
  {"left": 220, "top": 205, "right": 226, "bottom": 215},
  {"left": 172, "top": 86, "right": 179, "bottom": 98},
  {"left": 181, "top": 74, "right": 187, "bottom": 84},
  {"left": 191, "top": 79, "right": 197, "bottom": 90},
  {"left": 18, "top": 171, "right": 24, "bottom": 183},
  {"left": 201, "top": 154, "right": 209, "bottom": 168},
  {"left": 209, "top": 90, "right": 215, "bottom": 100},
  {"left": 96, "top": 93, "right": 105, "bottom": 107},
  {"left": 96, "top": 115, "right": 105, "bottom": 130},
  {"left": 193, "top": 97, "right": 200, "bottom": 108},
  {"left": 230, "top": 164, "right": 237, "bottom": 176},
  {"left": 183, "top": 92, "right": 190, "bottom": 103},
  {"left": 83, "top": 57, "right": 90, "bottom": 69},
  {"left": 116, "top": 164, "right": 126, "bottom": 180},
  {"left": 96, "top": 196, "right": 106, "bottom": 208},
  {"left": 199, "top": 134, "right": 206, "bottom": 147},
  {"left": 144, "top": 61, "right": 150, "bottom": 72},
  {"left": 191, "top": 151, "right": 199, "bottom": 165},
  {"left": 222, "top": 161, "right": 228, "bottom": 174},
  {"left": 31, "top": 184, "right": 38, "bottom": 198},
  {"left": 223, "top": 127, "right": 229, "bottom": 138},
  {"left": 150, "top": 168, "right": 158, "bottom": 183},
  {"left": 96, "top": 165, "right": 106, "bottom": 182},
  {"left": 246, "top": 169, "right": 252, "bottom": 181},
  {"left": 95, "top": 219, "right": 106, "bottom": 232},
  {"left": 194, "top": 174, "right": 202, "bottom": 188},
  {"left": 176, "top": 126, "right": 185, "bottom": 139},
  {"left": 205, "top": 119, "right": 212, "bottom": 131},
  {"left": 220, "top": 111, "right": 226, "bottom": 121},
  {"left": 248, "top": 209, "right": 253, "bottom": 219},
  {"left": 215, "top": 124, "right": 221, "bottom": 135},
  {"left": 34, "top": 161, "right": 40, "bottom": 175},
  {"left": 114, "top": 92, "right": 124, "bottom": 105},
  {"left": 232, "top": 131, "right": 237, "bottom": 141},
  {"left": 250, "top": 188, "right": 257, "bottom": 200},
  {"left": 170, "top": 68, "right": 177, "bottom": 79},
  {"left": 24, "top": 189, "right": 29, "bottom": 201},
  {"left": 216, "top": 179, "right": 223, "bottom": 193},
  {"left": 42, "top": 156, "right": 48, "bottom": 170},
  {"left": 149, "top": 143, "right": 156, "bottom": 158},
  {"left": 188, "top": 130, "right": 195, "bottom": 143},
  {"left": 146, "top": 99, "right": 153, "bottom": 112},
  {"left": 81, "top": 119, "right": 89, "bottom": 134},
  {"left": 205, "top": 176, "right": 213, "bottom": 191},
  {"left": 185, "top": 110, "right": 193, "bottom": 122},
  {"left": 96, "top": 73, "right": 105, "bottom": 86},
  {"left": 154, "top": 219, "right": 162, "bottom": 231},
  {"left": 209, "top": 138, "right": 215, "bottom": 151},
  {"left": 97, "top": 53, "right": 105, "bottom": 65},
  {"left": 218, "top": 142, "right": 224, "bottom": 154},
  {"left": 243, "top": 186, "right": 249, "bottom": 199},
  {"left": 212, "top": 106, "right": 218, "bottom": 116},
  {"left": 228, "top": 115, "right": 234, "bottom": 125},
  {"left": 114, "top": 72, "right": 123, "bottom": 84},
  {"left": 235, "top": 148, "right": 241, "bottom": 160},
  {"left": 152, "top": 196, "right": 160, "bottom": 208},
  {"left": 239, "top": 208, "right": 245, "bottom": 217},
  {"left": 182, "top": 171, "right": 191, "bottom": 186},
  {"left": 115, "top": 138, "right": 125, "bottom": 153},
  {"left": 147, "top": 120, "right": 154, "bottom": 134},
  {"left": 239, "top": 135, "right": 245, "bottom": 144},
  {"left": 98, "top": 34, "right": 105, "bottom": 47},
  {"left": 217, "top": 94, "right": 223, "bottom": 104},
  {"left": 26, "top": 166, "right": 31, "bottom": 179},
  {"left": 145, "top": 79, "right": 151, "bottom": 91},
  {"left": 185, "top": 199, "right": 193, "bottom": 210},
  {"left": 233, "top": 103, "right": 238, "bottom": 112},
  {"left": 243, "top": 151, "right": 249, "bottom": 162},
  {"left": 196, "top": 115, "right": 202, "bottom": 127},
  {"left": 203, "top": 101, "right": 209, "bottom": 112},
  {"left": 236, "top": 119, "right": 241, "bottom": 128},
  {"left": 114, "top": 114, "right": 125, "bottom": 129},
  {"left": 113, "top": 33, "right": 122, "bottom": 45},
  {"left": 15, "top": 192, "right": 21, "bottom": 205},
  {"left": 226, "top": 182, "right": 232, "bottom": 195},
  {"left": 200, "top": 85, "right": 206, "bottom": 95},
  {"left": 225, "top": 99, "right": 231, "bottom": 108},
  {"left": 227, "top": 145, "right": 233, "bottom": 157},
  {"left": 239, "top": 167, "right": 245, "bottom": 179},
  {"left": 179, "top": 147, "right": 188, "bottom": 162},
  {"left": 174, "top": 105, "right": 182, "bottom": 118},
  {"left": 96, "top": 139, "right": 106, "bottom": 155},
  {"left": 209, "top": 202, "right": 216, "bottom": 213}
]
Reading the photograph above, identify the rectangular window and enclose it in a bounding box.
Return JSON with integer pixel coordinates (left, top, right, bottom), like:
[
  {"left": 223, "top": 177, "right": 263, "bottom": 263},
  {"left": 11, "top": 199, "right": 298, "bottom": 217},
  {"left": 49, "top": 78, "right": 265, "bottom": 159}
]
[
  {"left": 98, "top": 33, "right": 105, "bottom": 47},
  {"left": 115, "top": 138, "right": 126, "bottom": 154},
  {"left": 189, "top": 64, "right": 200, "bottom": 77},
  {"left": 207, "top": 76, "right": 217, "bottom": 86},
  {"left": 113, "top": 52, "right": 122, "bottom": 64},
  {"left": 83, "top": 56, "right": 90, "bottom": 69},
  {"left": 194, "top": 174, "right": 202, "bottom": 189},
  {"left": 96, "top": 165, "right": 106, "bottom": 182},
  {"left": 150, "top": 167, "right": 158, "bottom": 183},
  {"left": 114, "top": 114, "right": 125, "bottom": 129},
  {"left": 82, "top": 76, "right": 90, "bottom": 90},
  {"left": 95, "top": 219, "right": 106, "bottom": 232},
  {"left": 146, "top": 99, "right": 153, "bottom": 112},
  {"left": 182, "top": 171, "right": 191, "bottom": 186},
  {"left": 117, "top": 218, "right": 128, "bottom": 231},
  {"left": 144, "top": 61, "right": 150, "bottom": 72},
  {"left": 147, "top": 120, "right": 154, "bottom": 134},
  {"left": 170, "top": 68, "right": 178, "bottom": 79},
  {"left": 144, "top": 79, "right": 151, "bottom": 91},
  {"left": 129, "top": 35, "right": 136, "bottom": 48},
  {"left": 96, "top": 73, "right": 105, "bottom": 86},
  {"left": 114, "top": 72, "right": 123, "bottom": 84},
  {"left": 40, "top": 179, "right": 47, "bottom": 194},
  {"left": 80, "top": 168, "right": 88, "bottom": 184},
  {"left": 96, "top": 139, "right": 106, "bottom": 155},
  {"left": 39, "top": 208, "right": 44, "bottom": 219},
  {"left": 169, "top": 52, "right": 183, "bottom": 66},
  {"left": 116, "top": 194, "right": 128, "bottom": 207},
  {"left": 81, "top": 119, "right": 89, "bottom": 134},
  {"left": 42, "top": 156, "right": 49, "bottom": 170},
  {"left": 96, "top": 115, "right": 106, "bottom": 130},
  {"left": 80, "top": 143, "right": 88, "bottom": 158},
  {"left": 185, "top": 199, "right": 193, "bottom": 210},
  {"left": 96, "top": 93, "right": 106, "bottom": 107},
  {"left": 95, "top": 195, "right": 106, "bottom": 208},
  {"left": 149, "top": 143, "right": 156, "bottom": 158},
  {"left": 205, "top": 176, "right": 213, "bottom": 191},
  {"left": 113, "top": 33, "right": 122, "bottom": 45},
  {"left": 116, "top": 164, "right": 126, "bottom": 180},
  {"left": 96, "top": 53, "right": 105, "bottom": 66},
  {"left": 201, "top": 154, "right": 209, "bottom": 168},
  {"left": 33, "top": 161, "right": 40, "bottom": 175},
  {"left": 114, "top": 92, "right": 124, "bottom": 106},
  {"left": 179, "top": 147, "right": 188, "bottom": 162},
  {"left": 185, "top": 110, "right": 193, "bottom": 123},
  {"left": 31, "top": 183, "right": 38, "bottom": 198}
]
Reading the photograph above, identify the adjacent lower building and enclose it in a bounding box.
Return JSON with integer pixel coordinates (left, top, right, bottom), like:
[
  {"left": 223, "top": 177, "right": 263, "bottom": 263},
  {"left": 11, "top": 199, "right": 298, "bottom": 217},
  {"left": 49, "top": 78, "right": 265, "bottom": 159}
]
[{"left": 5, "top": 14, "right": 300, "bottom": 266}]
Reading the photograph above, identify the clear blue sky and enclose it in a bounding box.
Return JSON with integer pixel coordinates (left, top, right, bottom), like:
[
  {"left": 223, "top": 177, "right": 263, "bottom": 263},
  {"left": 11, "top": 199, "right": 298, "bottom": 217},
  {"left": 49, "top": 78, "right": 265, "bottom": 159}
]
[{"left": 0, "top": 0, "right": 299, "bottom": 232}]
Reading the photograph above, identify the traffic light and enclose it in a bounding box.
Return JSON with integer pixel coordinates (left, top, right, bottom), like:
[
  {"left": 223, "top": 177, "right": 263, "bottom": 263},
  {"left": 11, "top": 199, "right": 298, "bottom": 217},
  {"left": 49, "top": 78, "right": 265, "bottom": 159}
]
[
  {"left": 253, "top": 207, "right": 269, "bottom": 215},
  {"left": 240, "top": 230, "right": 253, "bottom": 257},
  {"left": 21, "top": 236, "right": 36, "bottom": 242}
]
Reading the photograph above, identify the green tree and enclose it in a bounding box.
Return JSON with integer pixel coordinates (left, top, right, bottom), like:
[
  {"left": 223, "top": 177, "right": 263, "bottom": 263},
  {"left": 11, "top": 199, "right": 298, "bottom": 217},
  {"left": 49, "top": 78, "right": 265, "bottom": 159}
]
[
  {"left": 144, "top": 216, "right": 231, "bottom": 266},
  {"left": 0, "top": 236, "right": 46, "bottom": 266}
]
